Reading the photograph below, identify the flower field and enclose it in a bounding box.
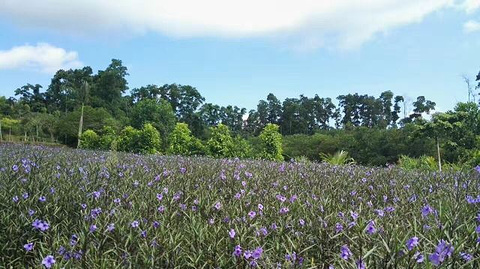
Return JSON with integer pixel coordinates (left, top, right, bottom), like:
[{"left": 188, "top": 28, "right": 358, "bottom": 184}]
[{"left": 1, "top": 143, "right": 480, "bottom": 268}]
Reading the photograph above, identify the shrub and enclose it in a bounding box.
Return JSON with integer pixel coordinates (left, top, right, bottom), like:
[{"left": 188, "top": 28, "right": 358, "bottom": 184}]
[
  {"left": 79, "top": 130, "right": 100, "bottom": 149},
  {"left": 259, "top": 124, "right": 283, "bottom": 161},
  {"left": 117, "top": 126, "right": 141, "bottom": 153},
  {"left": 98, "top": 126, "right": 117, "bottom": 150},
  {"left": 231, "top": 135, "right": 253, "bottom": 159},
  {"left": 168, "top": 123, "right": 193, "bottom": 155},
  {"left": 137, "top": 123, "right": 162, "bottom": 154},
  {"left": 320, "top": 150, "right": 355, "bottom": 165},
  {"left": 207, "top": 124, "right": 234, "bottom": 158}
]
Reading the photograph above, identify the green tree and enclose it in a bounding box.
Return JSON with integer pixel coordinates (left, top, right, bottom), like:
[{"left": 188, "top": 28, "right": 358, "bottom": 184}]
[
  {"left": 259, "top": 123, "right": 284, "bottom": 161},
  {"left": 137, "top": 123, "right": 162, "bottom": 154},
  {"left": 207, "top": 124, "right": 234, "bottom": 158},
  {"left": 117, "top": 126, "right": 140, "bottom": 153},
  {"left": 168, "top": 123, "right": 194, "bottom": 155},
  {"left": 79, "top": 130, "right": 100, "bottom": 149},
  {"left": 91, "top": 59, "right": 129, "bottom": 116},
  {"left": 130, "top": 99, "right": 176, "bottom": 150}
]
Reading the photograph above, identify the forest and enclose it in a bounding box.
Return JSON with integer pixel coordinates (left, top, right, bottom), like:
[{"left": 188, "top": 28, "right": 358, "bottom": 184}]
[{"left": 1, "top": 59, "right": 479, "bottom": 168}]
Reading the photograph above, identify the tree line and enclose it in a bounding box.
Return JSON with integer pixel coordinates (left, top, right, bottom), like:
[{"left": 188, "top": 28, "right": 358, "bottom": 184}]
[{"left": 1, "top": 59, "right": 479, "bottom": 167}]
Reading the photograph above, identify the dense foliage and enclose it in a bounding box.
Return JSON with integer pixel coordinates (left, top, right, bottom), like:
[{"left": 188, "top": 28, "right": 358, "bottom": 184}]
[
  {"left": 2, "top": 144, "right": 480, "bottom": 268},
  {"left": 1, "top": 59, "right": 480, "bottom": 167}
]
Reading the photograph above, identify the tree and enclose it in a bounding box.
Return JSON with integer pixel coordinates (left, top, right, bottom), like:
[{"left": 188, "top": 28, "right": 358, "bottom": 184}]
[
  {"left": 410, "top": 96, "right": 436, "bottom": 120},
  {"left": 56, "top": 106, "right": 118, "bottom": 146},
  {"left": 418, "top": 112, "right": 453, "bottom": 171},
  {"left": 15, "top": 84, "right": 46, "bottom": 113},
  {"left": 266, "top": 93, "right": 282, "bottom": 125},
  {"left": 98, "top": 126, "right": 117, "bottom": 150},
  {"left": 91, "top": 59, "right": 129, "bottom": 116},
  {"left": 79, "top": 130, "right": 100, "bottom": 149},
  {"left": 137, "top": 123, "right": 162, "bottom": 154},
  {"left": 168, "top": 123, "right": 196, "bottom": 155},
  {"left": 117, "top": 126, "right": 140, "bottom": 153},
  {"left": 259, "top": 123, "right": 284, "bottom": 161},
  {"left": 130, "top": 99, "right": 176, "bottom": 150},
  {"left": 207, "top": 124, "right": 234, "bottom": 158},
  {"left": 46, "top": 67, "right": 93, "bottom": 112}
]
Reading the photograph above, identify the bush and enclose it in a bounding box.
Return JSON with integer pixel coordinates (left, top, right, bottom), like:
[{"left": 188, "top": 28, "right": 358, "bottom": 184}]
[
  {"left": 320, "top": 150, "right": 355, "bottom": 165},
  {"left": 259, "top": 124, "right": 283, "bottom": 161},
  {"left": 168, "top": 123, "right": 193, "bottom": 155},
  {"left": 398, "top": 155, "right": 437, "bottom": 171},
  {"left": 98, "top": 126, "right": 117, "bottom": 150},
  {"left": 137, "top": 123, "right": 162, "bottom": 154},
  {"left": 79, "top": 130, "right": 100, "bottom": 149},
  {"left": 231, "top": 135, "right": 253, "bottom": 159},
  {"left": 207, "top": 124, "right": 234, "bottom": 158},
  {"left": 117, "top": 126, "right": 141, "bottom": 153}
]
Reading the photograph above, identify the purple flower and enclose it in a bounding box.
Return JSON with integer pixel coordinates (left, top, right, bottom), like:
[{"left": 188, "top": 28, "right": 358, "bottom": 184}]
[
  {"left": 252, "top": 247, "right": 263, "bottom": 260},
  {"left": 257, "top": 227, "right": 268, "bottom": 237},
  {"left": 414, "top": 251, "right": 424, "bottom": 263},
  {"left": 90, "top": 207, "right": 102, "bottom": 219},
  {"left": 70, "top": 234, "right": 78, "bottom": 246},
  {"left": 299, "top": 219, "right": 305, "bottom": 226},
  {"left": 39, "top": 196, "right": 46, "bottom": 202},
  {"left": 28, "top": 209, "right": 35, "bottom": 216},
  {"left": 153, "top": 221, "right": 160, "bottom": 228},
  {"left": 156, "top": 193, "right": 163, "bottom": 201},
  {"left": 429, "top": 240, "right": 454, "bottom": 266},
  {"left": 214, "top": 202, "right": 222, "bottom": 210},
  {"left": 335, "top": 223, "right": 344, "bottom": 233},
  {"left": 141, "top": 230, "right": 147, "bottom": 238},
  {"left": 22, "top": 193, "right": 29, "bottom": 199},
  {"left": 244, "top": 250, "right": 252, "bottom": 259},
  {"left": 12, "top": 196, "right": 19, "bottom": 203},
  {"left": 248, "top": 211, "right": 257, "bottom": 219},
  {"left": 107, "top": 223, "right": 115, "bottom": 232},
  {"left": 42, "top": 255, "right": 55, "bottom": 268},
  {"left": 356, "top": 259, "right": 366, "bottom": 269},
  {"left": 229, "top": 229, "right": 236, "bottom": 239},
  {"left": 258, "top": 204, "right": 264, "bottom": 211},
  {"left": 276, "top": 194, "right": 287, "bottom": 203},
  {"left": 375, "top": 209, "right": 385, "bottom": 217},
  {"left": 460, "top": 252, "right": 472, "bottom": 262},
  {"left": 131, "top": 220, "right": 139, "bottom": 228},
  {"left": 406, "top": 236, "right": 419, "bottom": 251},
  {"left": 366, "top": 220, "right": 376, "bottom": 235},
  {"left": 290, "top": 195, "right": 298, "bottom": 203},
  {"left": 114, "top": 198, "right": 121, "bottom": 204},
  {"left": 157, "top": 206, "right": 165, "bottom": 213},
  {"left": 350, "top": 211, "right": 359, "bottom": 220},
  {"left": 89, "top": 224, "right": 97, "bottom": 233},
  {"left": 340, "top": 245, "right": 352, "bottom": 260},
  {"left": 233, "top": 245, "right": 243, "bottom": 257},
  {"left": 422, "top": 205, "right": 434, "bottom": 217},
  {"left": 24, "top": 242, "right": 34, "bottom": 251},
  {"left": 279, "top": 207, "right": 289, "bottom": 214},
  {"left": 32, "top": 219, "right": 50, "bottom": 231}
]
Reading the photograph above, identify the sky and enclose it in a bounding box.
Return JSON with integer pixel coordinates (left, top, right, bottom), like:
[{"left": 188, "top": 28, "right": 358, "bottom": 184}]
[{"left": 0, "top": 0, "right": 480, "bottom": 112}]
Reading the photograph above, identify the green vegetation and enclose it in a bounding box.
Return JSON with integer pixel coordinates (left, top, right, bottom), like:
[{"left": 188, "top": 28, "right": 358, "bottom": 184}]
[{"left": 2, "top": 59, "right": 480, "bottom": 168}]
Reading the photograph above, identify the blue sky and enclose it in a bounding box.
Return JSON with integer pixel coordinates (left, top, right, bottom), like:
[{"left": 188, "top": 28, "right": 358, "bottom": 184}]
[{"left": 1, "top": 0, "right": 480, "bottom": 112}]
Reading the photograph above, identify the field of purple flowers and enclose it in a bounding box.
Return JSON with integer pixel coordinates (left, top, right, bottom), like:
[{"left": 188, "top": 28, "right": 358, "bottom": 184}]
[{"left": 1, "top": 143, "right": 480, "bottom": 268}]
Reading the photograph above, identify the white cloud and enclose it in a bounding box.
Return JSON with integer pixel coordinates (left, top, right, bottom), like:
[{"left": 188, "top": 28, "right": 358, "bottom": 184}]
[
  {"left": 0, "top": 43, "right": 82, "bottom": 73},
  {"left": 463, "top": 0, "right": 480, "bottom": 13},
  {"left": 464, "top": 20, "right": 480, "bottom": 32},
  {"left": 0, "top": 0, "right": 472, "bottom": 49}
]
